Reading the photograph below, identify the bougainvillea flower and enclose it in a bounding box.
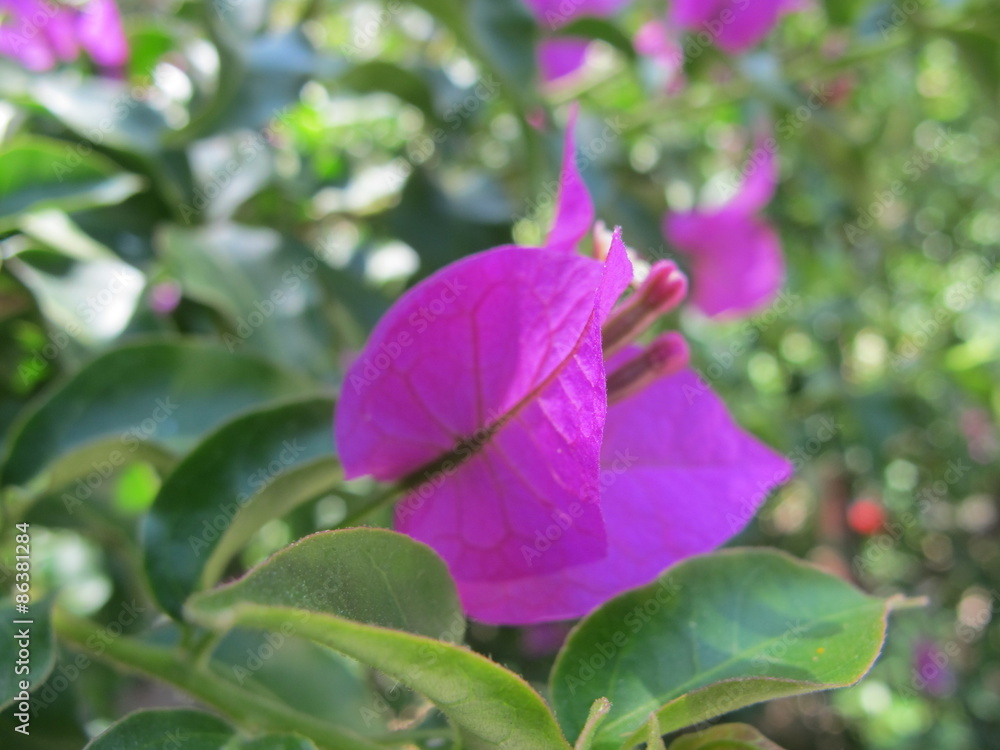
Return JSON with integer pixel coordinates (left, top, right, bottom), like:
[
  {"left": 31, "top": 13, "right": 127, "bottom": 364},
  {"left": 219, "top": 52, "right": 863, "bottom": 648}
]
[
  {"left": 523, "top": 0, "right": 631, "bottom": 83},
  {"left": 0, "top": 0, "right": 128, "bottom": 72},
  {"left": 913, "top": 639, "right": 956, "bottom": 696},
  {"left": 664, "top": 140, "right": 785, "bottom": 318},
  {"left": 633, "top": 19, "right": 686, "bottom": 95},
  {"left": 336, "top": 111, "right": 791, "bottom": 624},
  {"left": 668, "top": 0, "right": 800, "bottom": 54},
  {"left": 537, "top": 37, "right": 590, "bottom": 83}
]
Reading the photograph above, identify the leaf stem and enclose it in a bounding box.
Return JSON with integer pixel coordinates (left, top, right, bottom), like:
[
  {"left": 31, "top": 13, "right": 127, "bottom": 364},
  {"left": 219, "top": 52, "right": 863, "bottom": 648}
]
[
  {"left": 574, "top": 697, "right": 612, "bottom": 750},
  {"left": 645, "top": 712, "right": 667, "bottom": 750},
  {"left": 335, "top": 482, "right": 408, "bottom": 528},
  {"left": 54, "top": 609, "right": 390, "bottom": 750}
]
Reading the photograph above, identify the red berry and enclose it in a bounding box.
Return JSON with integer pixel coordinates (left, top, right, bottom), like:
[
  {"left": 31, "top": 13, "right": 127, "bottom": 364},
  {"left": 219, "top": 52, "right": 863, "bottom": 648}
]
[{"left": 847, "top": 499, "right": 886, "bottom": 535}]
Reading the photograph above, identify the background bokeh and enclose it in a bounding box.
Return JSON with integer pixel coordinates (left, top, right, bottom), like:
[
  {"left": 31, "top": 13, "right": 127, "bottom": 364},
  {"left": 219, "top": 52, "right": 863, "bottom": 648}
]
[{"left": 0, "top": 0, "right": 998, "bottom": 748}]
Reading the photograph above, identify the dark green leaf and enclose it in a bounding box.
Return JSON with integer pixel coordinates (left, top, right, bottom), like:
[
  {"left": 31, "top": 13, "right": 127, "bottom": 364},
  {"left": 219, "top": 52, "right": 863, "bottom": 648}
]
[
  {"left": 156, "top": 224, "right": 342, "bottom": 377},
  {"left": 142, "top": 396, "right": 338, "bottom": 618},
  {"left": 0, "top": 138, "right": 143, "bottom": 232},
  {"left": 0, "top": 597, "right": 54, "bottom": 711},
  {"left": 1, "top": 340, "right": 313, "bottom": 490},
  {"left": 668, "top": 724, "right": 785, "bottom": 750},
  {"left": 175, "top": 30, "right": 318, "bottom": 143},
  {"left": 338, "top": 62, "right": 438, "bottom": 122},
  {"left": 823, "top": 0, "right": 867, "bottom": 26},
  {"left": 23, "top": 73, "right": 193, "bottom": 215},
  {"left": 187, "top": 529, "right": 571, "bottom": 750},
  {"left": 85, "top": 707, "right": 316, "bottom": 749},
  {"left": 469, "top": 0, "right": 539, "bottom": 100},
  {"left": 385, "top": 170, "right": 512, "bottom": 279},
  {"left": 550, "top": 549, "right": 912, "bottom": 750}
]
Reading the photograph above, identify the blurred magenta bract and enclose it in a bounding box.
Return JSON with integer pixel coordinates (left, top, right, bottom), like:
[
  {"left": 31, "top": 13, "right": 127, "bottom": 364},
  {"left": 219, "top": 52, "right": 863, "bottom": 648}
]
[
  {"left": 665, "top": 138, "right": 786, "bottom": 318},
  {"left": 0, "top": 0, "right": 128, "bottom": 72},
  {"left": 523, "top": 0, "right": 631, "bottom": 83},
  {"left": 669, "top": 0, "right": 800, "bottom": 54}
]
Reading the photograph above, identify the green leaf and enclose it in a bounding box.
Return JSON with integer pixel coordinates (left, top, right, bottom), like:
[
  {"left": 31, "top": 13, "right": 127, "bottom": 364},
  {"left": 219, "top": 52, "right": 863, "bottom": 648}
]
[
  {"left": 0, "top": 340, "right": 313, "bottom": 491},
  {"left": 944, "top": 29, "right": 1000, "bottom": 106},
  {"left": 5, "top": 241, "right": 145, "bottom": 348},
  {"left": 187, "top": 529, "right": 572, "bottom": 750},
  {"left": 31, "top": 75, "right": 168, "bottom": 155},
  {"left": 24, "top": 72, "right": 193, "bottom": 217},
  {"left": 469, "top": 0, "right": 539, "bottom": 101},
  {"left": 550, "top": 549, "right": 911, "bottom": 750},
  {"left": 667, "top": 724, "right": 785, "bottom": 750},
  {"left": 85, "top": 707, "right": 317, "bottom": 749},
  {"left": 822, "top": 0, "right": 867, "bottom": 26},
  {"left": 174, "top": 29, "right": 318, "bottom": 143},
  {"left": 338, "top": 62, "right": 438, "bottom": 122},
  {"left": 0, "top": 597, "right": 55, "bottom": 711},
  {"left": 0, "top": 138, "right": 144, "bottom": 232},
  {"left": 142, "top": 396, "right": 339, "bottom": 618},
  {"left": 156, "top": 224, "right": 342, "bottom": 378},
  {"left": 211, "top": 630, "right": 386, "bottom": 735},
  {"left": 385, "top": 170, "right": 513, "bottom": 280}
]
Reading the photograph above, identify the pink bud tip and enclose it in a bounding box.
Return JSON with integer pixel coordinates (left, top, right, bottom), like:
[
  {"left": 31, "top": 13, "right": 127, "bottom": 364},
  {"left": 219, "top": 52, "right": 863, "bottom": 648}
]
[
  {"left": 638, "top": 260, "right": 688, "bottom": 313},
  {"left": 645, "top": 331, "right": 690, "bottom": 373},
  {"left": 602, "top": 262, "right": 688, "bottom": 357},
  {"left": 149, "top": 281, "right": 182, "bottom": 315},
  {"left": 606, "top": 333, "right": 689, "bottom": 405}
]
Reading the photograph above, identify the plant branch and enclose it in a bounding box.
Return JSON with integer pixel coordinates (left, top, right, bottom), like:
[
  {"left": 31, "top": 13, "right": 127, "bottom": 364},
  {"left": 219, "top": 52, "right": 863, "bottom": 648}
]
[{"left": 54, "top": 609, "right": 391, "bottom": 750}]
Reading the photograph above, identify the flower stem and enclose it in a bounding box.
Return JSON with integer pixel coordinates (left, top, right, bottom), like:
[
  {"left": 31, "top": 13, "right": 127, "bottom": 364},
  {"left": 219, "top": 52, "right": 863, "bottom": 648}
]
[
  {"left": 54, "top": 609, "right": 389, "bottom": 750},
  {"left": 335, "top": 482, "right": 409, "bottom": 528}
]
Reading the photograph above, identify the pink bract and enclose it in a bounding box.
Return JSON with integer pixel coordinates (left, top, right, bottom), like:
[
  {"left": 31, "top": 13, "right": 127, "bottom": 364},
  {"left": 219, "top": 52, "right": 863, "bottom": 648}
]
[
  {"left": 524, "top": 0, "right": 631, "bottom": 83},
  {"left": 336, "top": 109, "right": 791, "bottom": 624},
  {"left": 664, "top": 140, "right": 785, "bottom": 318},
  {"left": 669, "top": 0, "right": 800, "bottom": 54},
  {"left": 0, "top": 0, "right": 128, "bottom": 72}
]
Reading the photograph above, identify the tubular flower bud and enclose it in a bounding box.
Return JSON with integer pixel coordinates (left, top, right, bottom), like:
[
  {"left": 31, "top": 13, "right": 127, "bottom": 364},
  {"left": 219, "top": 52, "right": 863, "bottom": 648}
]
[
  {"left": 607, "top": 332, "right": 690, "bottom": 405},
  {"left": 602, "top": 260, "right": 688, "bottom": 357}
]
